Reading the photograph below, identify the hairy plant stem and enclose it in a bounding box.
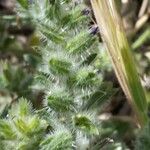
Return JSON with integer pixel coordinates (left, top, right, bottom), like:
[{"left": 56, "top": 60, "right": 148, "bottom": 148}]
[{"left": 90, "top": 0, "right": 148, "bottom": 127}]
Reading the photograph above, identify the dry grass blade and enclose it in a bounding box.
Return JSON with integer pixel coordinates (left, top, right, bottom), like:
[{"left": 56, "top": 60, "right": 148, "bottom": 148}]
[{"left": 90, "top": 0, "right": 148, "bottom": 127}]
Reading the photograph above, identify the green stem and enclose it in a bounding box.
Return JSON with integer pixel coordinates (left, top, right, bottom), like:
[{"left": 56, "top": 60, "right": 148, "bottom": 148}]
[{"left": 132, "top": 27, "right": 150, "bottom": 50}]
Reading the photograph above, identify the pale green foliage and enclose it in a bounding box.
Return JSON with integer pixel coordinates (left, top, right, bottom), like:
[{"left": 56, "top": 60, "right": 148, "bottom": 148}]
[
  {"left": 72, "top": 112, "right": 99, "bottom": 135},
  {"left": 15, "top": 0, "right": 116, "bottom": 149},
  {"left": 40, "top": 129, "right": 73, "bottom": 150},
  {"left": 0, "top": 0, "right": 148, "bottom": 149},
  {"left": 0, "top": 98, "right": 74, "bottom": 150},
  {"left": 0, "top": 0, "right": 118, "bottom": 149},
  {"left": 0, "top": 98, "right": 47, "bottom": 150}
]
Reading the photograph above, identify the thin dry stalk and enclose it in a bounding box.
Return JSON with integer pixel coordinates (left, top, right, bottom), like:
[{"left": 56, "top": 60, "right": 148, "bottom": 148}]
[{"left": 91, "top": 0, "right": 148, "bottom": 127}]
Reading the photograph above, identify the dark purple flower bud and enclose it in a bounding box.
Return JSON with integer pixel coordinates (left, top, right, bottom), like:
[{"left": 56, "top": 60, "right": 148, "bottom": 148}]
[
  {"left": 81, "top": 8, "right": 90, "bottom": 16},
  {"left": 89, "top": 25, "right": 99, "bottom": 35}
]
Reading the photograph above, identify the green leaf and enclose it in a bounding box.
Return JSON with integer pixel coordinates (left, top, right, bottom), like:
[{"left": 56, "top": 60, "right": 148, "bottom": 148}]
[
  {"left": 0, "top": 120, "right": 16, "bottom": 140},
  {"left": 49, "top": 58, "right": 72, "bottom": 75},
  {"left": 17, "top": 0, "right": 29, "bottom": 9},
  {"left": 40, "top": 129, "right": 73, "bottom": 150},
  {"left": 66, "top": 31, "right": 96, "bottom": 54},
  {"left": 73, "top": 113, "right": 99, "bottom": 135},
  {"left": 41, "top": 27, "right": 64, "bottom": 44},
  {"left": 47, "top": 91, "right": 74, "bottom": 112},
  {"left": 85, "top": 82, "right": 117, "bottom": 110},
  {"left": 75, "top": 67, "right": 101, "bottom": 87},
  {"left": 9, "top": 98, "right": 33, "bottom": 117}
]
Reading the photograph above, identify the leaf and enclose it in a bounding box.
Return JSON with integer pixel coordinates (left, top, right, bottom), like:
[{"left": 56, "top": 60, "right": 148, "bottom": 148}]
[
  {"left": 84, "top": 82, "right": 117, "bottom": 110},
  {"left": 17, "top": 0, "right": 29, "bottom": 9},
  {"left": 0, "top": 120, "right": 16, "bottom": 140},
  {"left": 9, "top": 98, "right": 33, "bottom": 117},
  {"left": 66, "top": 31, "right": 96, "bottom": 54},
  {"left": 73, "top": 113, "right": 99, "bottom": 135},
  {"left": 47, "top": 91, "right": 74, "bottom": 112},
  {"left": 49, "top": 58, "right": 72, "bottom": 75},
  {"left": 40, "top": 129, "right": 73, "bottom": 150},
  {"left": 75, "top": 67, "right": 101, "bottom": 87},
  {"left": 41, "top": 27, "right": 64, "bottom": 44}
]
